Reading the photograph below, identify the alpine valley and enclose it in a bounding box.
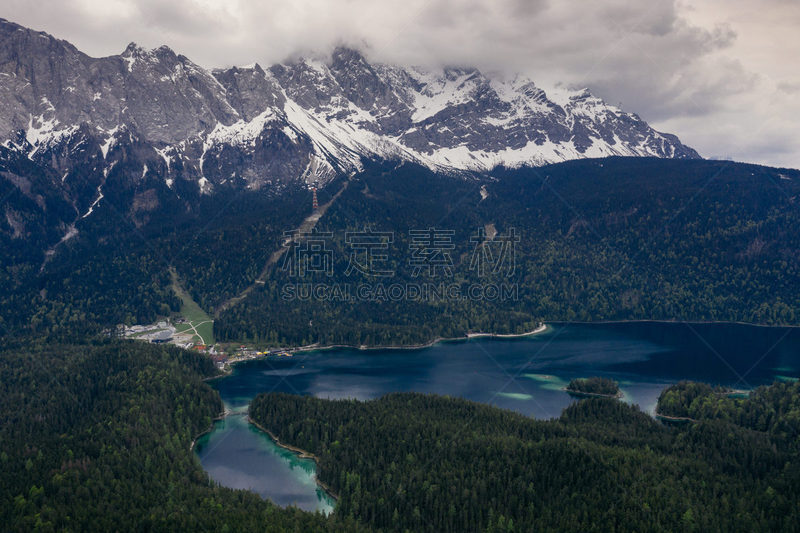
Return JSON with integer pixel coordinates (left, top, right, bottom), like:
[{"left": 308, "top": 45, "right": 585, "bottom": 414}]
[{"left": 3, "top": 16, "right": 788, "bottom": 342}]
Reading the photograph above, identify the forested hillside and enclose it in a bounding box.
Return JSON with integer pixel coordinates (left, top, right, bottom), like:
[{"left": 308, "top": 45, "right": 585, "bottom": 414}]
[
  {"left": 0, "top": 341, "right": 361, "bottom": 532},
  {"left": 0, "top": 153, "right": 311, "bottom": 339},
  {"left": 2, "top": 340, "right": 798, "bottom": 531},
  {"left": 218, "top": 158, "right": 800, "bottom": 346},
  {"left": 658, "top": 380, "right": 800, "bottom": 445},
  {"left": 251, "top": 387, "right": 800, "bottom": 532},
  {"left": 3, "top": 156, "right": 799, "bottom": 346},
  {"left": 567, "top": 376, "right": 620, "bottom": 396}
]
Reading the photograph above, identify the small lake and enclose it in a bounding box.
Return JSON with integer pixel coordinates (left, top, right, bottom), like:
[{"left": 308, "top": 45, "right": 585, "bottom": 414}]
[
  {"left": 196, "top": 321, "right": 800, "bottom": 512},
  {"left": 194, "top": 412, "right": 335, "bottom": 514}
]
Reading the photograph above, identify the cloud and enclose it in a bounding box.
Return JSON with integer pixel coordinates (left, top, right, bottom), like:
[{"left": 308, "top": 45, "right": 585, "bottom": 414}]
[
  {"left": 1, "top": 0, "right": 798, "bottom": 168},
  {"left": 777, "top": 82, "right": 800, "bottom": 94}
]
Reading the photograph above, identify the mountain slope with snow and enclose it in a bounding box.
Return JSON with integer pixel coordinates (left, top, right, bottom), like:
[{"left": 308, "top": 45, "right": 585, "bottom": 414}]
[{"left": 0, "top": 17, "right": 699, "bottom": 196}]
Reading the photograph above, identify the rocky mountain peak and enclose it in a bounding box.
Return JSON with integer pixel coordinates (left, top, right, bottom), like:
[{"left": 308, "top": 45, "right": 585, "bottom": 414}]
[
  {"left": 0, "top": 18, "right": 700, "bottom": 198},
  {"left": 122, "top": 42, "right": 143, "bottom": 55}
]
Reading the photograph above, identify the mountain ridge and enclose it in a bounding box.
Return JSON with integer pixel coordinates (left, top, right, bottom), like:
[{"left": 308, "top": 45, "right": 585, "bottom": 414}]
[{"left": 0, "top": 17, "right": 699, "bottom": 198}]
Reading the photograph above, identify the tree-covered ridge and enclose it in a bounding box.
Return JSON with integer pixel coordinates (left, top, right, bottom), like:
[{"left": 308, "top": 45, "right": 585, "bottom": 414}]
[
  {"left": 217, "top": 158, "right": 800, "bottom": 346},
  {"left": 2, "top": 338, "right": 798, "bottom": 531},
  {"left": 250, "top": 387, "right": 800, "bottom": 532},
  {"left": 0, "top": 341, "right": 361, "bottom": 532},
  {"left": 657, "top": 380, "right": 800, "bottom": 444},
  {"left": 566, "top": 376, "right": 620, "bottom": 396},
  {"left": 0, "top": 174, "right": 311, "bottom": 340},
  {"left": 656, "top": 381, "right": 719, "bottom": 419},
  {"left": 3, "top": 157, "right": 800, "bottom": 346},
  {"left": 215, "top": 162, "right": 540, "bottom": 346}
]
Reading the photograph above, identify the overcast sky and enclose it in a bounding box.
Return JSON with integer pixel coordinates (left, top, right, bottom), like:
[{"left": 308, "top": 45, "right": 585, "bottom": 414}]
[{"left": 3, "top": 0, "right": 798, "bottom": 168}]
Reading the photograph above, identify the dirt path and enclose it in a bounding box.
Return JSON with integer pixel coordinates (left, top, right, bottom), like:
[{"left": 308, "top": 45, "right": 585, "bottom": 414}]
[
  {"left": 214, "top": 179, "right": 350, "bottom": 317},
  {"left": 169, "top": 267, "right": 215, "bottom": 344},
  {"left": 181, "top": 320, "right": 212, "bottom": 345},
  {"left": 654, "top": 411, "right": 695, "bottom": 423}
]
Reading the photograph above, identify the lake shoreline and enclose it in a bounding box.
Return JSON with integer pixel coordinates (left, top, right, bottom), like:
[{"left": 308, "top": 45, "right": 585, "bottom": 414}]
[
  {"left": 196, "top": 320, "right": 799, "bottom": 515},
  {"left": 224, "top": 318, "right": 800, "bottom": 366},
  {"left": 293, "top": 323, "right": 548, "bottom": 354},
  {"left": 226, "top": 323, "right": 549, "bottom": 366},
  {"left": 464, "top": 324, "right": 548, "bottom": 339},
  {"left": 562, "top": 387, "right": 624, "bottom": 400},
  {"left": 189, "top": 409, "right": 228, "bottom": 451},
  {"left": 247, "top": 416, "right": 340, "bottom": 502},
  {"left": 548, "top": 319, "right": 800, "bottom": 329},
  {"left": 204, "top": 365, "right": 233, "bottom": 381}
]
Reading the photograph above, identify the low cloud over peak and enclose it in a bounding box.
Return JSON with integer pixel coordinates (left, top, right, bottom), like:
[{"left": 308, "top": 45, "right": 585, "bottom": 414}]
[{"left": 2, "top": 0, "right": 798, "bottom": 168}]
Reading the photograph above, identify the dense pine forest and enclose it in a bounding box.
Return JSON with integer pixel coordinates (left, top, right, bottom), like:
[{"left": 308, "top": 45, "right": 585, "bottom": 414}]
[
  {"left": 251, "top": 385, "right": 800, "bottom": 532},
  {"left": 2, "top": 155, "right": 800, "bottom": 531},
  {"left": 0, "top": 341, "right": 362, "bottom": 532},
  {"left": 3, "top": 337, "right": 798, "bottom": 531},
  {"left": 2, "top": 156, "right": 800, "bottom": 346},
  {"left": 658, "top": 381, "right": 800, "bottom": 440},
  {"left": 566, "top": 376, "right": 620, "bottom": 396},
  {"left": 217, "top": 158, "right": 800, "bottom": 346}
]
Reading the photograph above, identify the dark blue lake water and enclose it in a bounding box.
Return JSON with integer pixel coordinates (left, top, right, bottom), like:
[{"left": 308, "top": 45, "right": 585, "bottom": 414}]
[{"left": 195, "top": 321, "right": 800, "bottom": 512}]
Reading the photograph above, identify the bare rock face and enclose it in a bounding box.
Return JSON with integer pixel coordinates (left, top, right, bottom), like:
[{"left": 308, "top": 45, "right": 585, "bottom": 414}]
[{"left": 0, "top": 17, "right": 699, "bottom": 203}]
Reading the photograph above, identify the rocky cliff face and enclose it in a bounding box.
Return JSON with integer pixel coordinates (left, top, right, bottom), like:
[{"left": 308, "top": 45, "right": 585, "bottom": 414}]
[{"left": 0, "top": 17, "right": 699, "bottom": 201}]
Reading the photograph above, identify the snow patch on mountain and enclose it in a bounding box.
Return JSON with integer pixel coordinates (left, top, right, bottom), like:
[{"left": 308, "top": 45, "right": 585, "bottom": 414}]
[
  {"left": 99, "top": 126, "right": 119, "bottom": 159},
  {"left": 205, "top": 108, "right": 279, "bottom": 148},
  {"left": 408, "top": 68, "right": 482, "bottom": 122},
  {"left": 25, "top": 115, "right": 78, "bottom": 159},
  {"left": 82, "top": 184, "right": 104, "bottom": 219}
]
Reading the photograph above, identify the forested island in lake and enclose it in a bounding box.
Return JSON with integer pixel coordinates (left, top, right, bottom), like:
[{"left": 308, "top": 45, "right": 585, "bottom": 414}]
[{"left": 565, "top": 376, "right": 622, "bottom": 398}]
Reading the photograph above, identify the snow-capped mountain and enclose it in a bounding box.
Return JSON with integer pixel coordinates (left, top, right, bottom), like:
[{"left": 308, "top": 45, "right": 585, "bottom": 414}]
[{"left": 0, "top": 18, "right": 698, "bottom": 195}]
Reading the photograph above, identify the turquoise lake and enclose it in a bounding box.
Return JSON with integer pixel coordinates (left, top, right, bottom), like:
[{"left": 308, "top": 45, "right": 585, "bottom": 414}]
[{"left": 195, "top": 321, "right": 800, "bottom": 512}]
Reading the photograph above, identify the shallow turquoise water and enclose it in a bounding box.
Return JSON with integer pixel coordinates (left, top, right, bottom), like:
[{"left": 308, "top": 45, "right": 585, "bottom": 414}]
[
  {"left": 197, "top": 321, "right": 800, "bottom": 511},
  {"left": 194, "top": 411, "right": 335, "bottom": 514}
]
